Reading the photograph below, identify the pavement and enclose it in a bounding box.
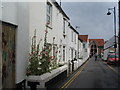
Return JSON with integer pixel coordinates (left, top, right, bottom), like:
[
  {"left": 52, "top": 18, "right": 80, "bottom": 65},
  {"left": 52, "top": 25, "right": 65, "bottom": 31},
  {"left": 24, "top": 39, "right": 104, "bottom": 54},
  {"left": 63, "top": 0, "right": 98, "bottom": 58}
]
[{"left": 47, "top": 57, "right": 120, "bottom": 89}]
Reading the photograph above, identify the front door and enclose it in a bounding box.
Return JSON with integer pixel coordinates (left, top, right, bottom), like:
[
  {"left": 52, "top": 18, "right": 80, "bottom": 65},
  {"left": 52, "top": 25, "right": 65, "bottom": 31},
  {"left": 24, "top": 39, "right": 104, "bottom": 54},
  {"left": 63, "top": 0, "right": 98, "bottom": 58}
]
[{"left": 2, "top": 22, "right": 16, "bottom": 88}]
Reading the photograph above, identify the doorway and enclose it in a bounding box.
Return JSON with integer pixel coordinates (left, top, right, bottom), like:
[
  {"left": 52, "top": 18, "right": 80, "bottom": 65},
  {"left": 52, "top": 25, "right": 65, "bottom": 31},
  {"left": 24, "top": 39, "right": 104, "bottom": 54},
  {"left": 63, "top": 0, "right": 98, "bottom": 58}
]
[{"left": 2, "top": 22, "right": 16, "bottom": 88}]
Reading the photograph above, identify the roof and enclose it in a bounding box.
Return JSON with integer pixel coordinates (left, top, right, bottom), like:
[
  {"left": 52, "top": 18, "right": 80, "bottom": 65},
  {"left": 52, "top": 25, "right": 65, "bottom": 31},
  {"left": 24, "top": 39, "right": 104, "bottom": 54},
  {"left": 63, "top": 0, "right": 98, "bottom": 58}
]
[
  {"left": 70, "top": 25, "right": 79, "bottom": 34},
  {"left": 52, "top": 1, "right": 70, "bottom": 20},
  {"left": 89, "top": 39, "right": 104, "bottom": 46},
  {"left": 79, "top": 35, "right": 88, "bottom": 42},
  {"left": 78, "top": 36, "right": 83, "bottom": 42}
]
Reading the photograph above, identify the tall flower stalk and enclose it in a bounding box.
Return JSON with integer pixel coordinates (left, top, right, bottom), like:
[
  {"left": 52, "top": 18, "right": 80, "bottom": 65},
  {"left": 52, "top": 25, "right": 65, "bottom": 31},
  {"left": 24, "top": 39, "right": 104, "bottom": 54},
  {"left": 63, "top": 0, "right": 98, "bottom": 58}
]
[{"left": 26, "top": 29, "right": 58, "bottom": 76}]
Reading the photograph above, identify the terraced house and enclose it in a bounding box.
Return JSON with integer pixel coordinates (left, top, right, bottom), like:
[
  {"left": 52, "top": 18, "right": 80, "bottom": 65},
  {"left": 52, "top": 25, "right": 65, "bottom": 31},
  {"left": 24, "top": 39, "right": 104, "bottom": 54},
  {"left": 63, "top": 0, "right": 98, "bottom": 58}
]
[{"left": 0, "top": 0, "right": 90, "bottom": 89}]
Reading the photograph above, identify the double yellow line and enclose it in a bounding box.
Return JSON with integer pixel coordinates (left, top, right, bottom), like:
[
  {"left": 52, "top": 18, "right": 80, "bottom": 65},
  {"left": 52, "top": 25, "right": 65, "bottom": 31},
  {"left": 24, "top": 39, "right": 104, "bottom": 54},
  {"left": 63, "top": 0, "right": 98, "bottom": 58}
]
[{"left": 59, "top": 60, "right": 89, "bottom": 90}]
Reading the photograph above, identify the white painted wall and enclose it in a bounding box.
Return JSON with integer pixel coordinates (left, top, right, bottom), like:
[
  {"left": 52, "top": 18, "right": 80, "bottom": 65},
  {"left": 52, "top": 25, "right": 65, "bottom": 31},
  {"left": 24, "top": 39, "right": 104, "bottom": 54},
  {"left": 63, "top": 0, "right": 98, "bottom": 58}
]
[
  {"left": 2, "top": 2, "right": 17, "bottom": 25},
  {"left": 2, "top": 2, "right": 30, "bottom": 84},
  {"left": 1, "top": 0, "right": 90, "bottom": 86},
  {"left": 67, "top": 27, "right": 78, "bottom": 61},
  {"left": 82, "top": 40, "right": 90, "bottom": 60},
  {"left": 103, "top": 36, "right": 119, "bottom": 60},
  {"left": 16, "top": 3, "right": 30, "bottom": 83},
  {"left": 78, "top": 39, "right": 83, "bottom": 59}
]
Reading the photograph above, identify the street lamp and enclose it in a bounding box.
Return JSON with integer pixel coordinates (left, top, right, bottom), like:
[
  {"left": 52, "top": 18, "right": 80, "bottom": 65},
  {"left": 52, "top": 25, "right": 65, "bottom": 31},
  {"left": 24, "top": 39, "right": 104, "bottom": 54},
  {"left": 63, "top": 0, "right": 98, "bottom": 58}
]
[{"left": 107, "top": 7, "right": 117, "bottom": 63}]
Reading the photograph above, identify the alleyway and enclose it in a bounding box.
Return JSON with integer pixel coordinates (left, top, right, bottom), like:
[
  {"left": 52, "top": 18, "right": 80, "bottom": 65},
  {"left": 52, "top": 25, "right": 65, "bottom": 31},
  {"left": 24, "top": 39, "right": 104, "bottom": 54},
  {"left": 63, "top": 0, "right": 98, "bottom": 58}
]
[{"left": 48, "top": 57, "right": 120, "bottom": 89}]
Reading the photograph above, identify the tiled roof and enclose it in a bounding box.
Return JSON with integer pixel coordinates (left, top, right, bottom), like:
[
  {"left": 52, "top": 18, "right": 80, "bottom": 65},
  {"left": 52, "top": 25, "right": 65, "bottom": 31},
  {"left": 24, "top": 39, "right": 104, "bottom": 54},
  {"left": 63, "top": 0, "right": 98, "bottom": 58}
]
[
  {"left": 89, "top": 39, "right": 104, "bottom": 46},
  {"left": 79, "top": 35, "right": 88, "bottom": 42}
]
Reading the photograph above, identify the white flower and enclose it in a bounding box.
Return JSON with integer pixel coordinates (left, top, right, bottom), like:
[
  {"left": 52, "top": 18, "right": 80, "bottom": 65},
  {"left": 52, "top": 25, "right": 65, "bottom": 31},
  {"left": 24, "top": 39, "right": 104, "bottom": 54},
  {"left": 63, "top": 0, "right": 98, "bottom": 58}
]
[
  {"left": 49, "top": 67, "right": 52, "bottom": 70},
  {"left": 38, "top": 67, "right": 41, "bottom": 70},
  {"left": 39, "top": 62, "right": 41, "bottom": 65}
]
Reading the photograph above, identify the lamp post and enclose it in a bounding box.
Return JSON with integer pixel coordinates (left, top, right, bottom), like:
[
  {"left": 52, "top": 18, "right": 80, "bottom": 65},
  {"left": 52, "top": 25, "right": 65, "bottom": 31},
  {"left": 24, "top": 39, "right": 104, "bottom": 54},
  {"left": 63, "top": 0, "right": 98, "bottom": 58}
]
[{"left": 107, "top": 7, "right": 117, "bottom": 63}]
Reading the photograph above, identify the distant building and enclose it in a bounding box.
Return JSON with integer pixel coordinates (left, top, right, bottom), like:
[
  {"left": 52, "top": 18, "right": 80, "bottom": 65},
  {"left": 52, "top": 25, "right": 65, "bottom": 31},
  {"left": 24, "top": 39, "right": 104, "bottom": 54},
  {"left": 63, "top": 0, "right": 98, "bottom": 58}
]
[
  {"left": 79, "top": 35, "right": 90, "bottom": 60},
  {"left": 103, "top": 36, "right": 118, "bottom": 60},
  {"left": 89, "top": 39, "right": 104, "bottom": 57}
]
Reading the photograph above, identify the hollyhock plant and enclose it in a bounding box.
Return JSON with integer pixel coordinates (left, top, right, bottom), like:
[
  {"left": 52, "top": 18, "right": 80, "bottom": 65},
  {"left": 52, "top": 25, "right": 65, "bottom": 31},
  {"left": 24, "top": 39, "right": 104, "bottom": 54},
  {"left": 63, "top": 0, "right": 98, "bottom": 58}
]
[{"left": 26, "top": 29, "right": 58, "bottom": 76}]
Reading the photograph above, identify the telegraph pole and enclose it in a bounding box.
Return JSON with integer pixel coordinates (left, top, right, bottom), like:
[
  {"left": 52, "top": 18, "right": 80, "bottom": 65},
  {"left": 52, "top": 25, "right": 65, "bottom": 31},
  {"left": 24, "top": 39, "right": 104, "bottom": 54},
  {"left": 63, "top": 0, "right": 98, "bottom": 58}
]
[{"left": 118, "top": 0, "right": 120, "bottom": 65}]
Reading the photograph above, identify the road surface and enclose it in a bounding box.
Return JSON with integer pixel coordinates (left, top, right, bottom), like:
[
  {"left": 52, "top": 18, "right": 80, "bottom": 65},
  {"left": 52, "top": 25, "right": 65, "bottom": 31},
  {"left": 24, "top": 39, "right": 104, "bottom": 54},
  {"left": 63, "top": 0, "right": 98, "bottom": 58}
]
[{"left": 47, "top": 57, "right": 120, "bottom": 89}]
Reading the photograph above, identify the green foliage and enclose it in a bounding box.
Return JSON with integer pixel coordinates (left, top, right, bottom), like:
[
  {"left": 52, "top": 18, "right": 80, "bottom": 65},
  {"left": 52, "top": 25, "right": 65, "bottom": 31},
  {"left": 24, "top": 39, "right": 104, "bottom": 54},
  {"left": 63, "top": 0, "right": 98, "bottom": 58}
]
[{"left": 26, "top": 30, "right": 58, "bottom": 76}]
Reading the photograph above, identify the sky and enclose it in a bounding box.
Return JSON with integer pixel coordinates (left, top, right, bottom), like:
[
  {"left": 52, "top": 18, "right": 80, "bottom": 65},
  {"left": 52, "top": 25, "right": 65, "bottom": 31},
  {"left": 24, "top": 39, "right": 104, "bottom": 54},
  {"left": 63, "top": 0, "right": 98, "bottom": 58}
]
[{"left": 56, "top": 1, "right": 118, "bottom": 41}]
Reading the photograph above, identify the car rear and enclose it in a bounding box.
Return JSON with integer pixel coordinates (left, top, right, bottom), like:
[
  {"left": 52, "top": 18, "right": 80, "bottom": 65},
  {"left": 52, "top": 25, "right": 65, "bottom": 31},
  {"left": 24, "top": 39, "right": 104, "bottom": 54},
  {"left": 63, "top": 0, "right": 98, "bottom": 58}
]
[{"left": 107, "top": 54, "right": 119, "bottom": 64}]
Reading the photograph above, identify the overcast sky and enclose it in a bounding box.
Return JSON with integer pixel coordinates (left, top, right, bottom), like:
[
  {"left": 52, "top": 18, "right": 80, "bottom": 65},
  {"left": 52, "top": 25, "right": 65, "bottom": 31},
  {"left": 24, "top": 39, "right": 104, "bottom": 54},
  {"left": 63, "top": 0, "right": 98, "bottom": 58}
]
[{"left": 57, "top": 1, "right": 118, "bottom": 41}]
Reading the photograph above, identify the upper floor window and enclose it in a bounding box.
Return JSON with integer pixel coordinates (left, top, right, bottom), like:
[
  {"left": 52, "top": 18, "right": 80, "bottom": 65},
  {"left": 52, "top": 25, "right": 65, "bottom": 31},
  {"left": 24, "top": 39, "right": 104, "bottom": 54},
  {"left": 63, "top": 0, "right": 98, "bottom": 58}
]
[
  {"left": 63, "top": 19, "right": 65, "bottom": 34},
  {"left": 47, "top": 2, "right": 52, "bottom": 26},
  {"left": 75, "top": 34, "right": 76, "bottom": 44},
  {"left": 71, "top": 31, "right": 73, "bottom": 42}
]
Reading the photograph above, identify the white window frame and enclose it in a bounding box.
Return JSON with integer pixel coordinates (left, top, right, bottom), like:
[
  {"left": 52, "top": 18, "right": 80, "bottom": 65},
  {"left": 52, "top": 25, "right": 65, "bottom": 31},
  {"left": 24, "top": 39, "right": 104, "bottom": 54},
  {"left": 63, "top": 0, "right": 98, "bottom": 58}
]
[{"left": 46, "top": 2, "right": 52, "bottom": 26}]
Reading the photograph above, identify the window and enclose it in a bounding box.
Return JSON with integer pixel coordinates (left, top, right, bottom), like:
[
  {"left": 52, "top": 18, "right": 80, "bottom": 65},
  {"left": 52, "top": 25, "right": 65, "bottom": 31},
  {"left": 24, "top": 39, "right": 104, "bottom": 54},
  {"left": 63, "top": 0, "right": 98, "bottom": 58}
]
[
  {"left": 47, "top": 2, "right": 52, "bottom": 26},
  {"left": 2, "top": 22, "right": 16, "bottom": 88},
  {"left": 63, "top": 19, "right": 65, "bottom": 34},
  {"left": 71, "top": 31, "right": 73, "bottom": 42},
  {"left": 71, "top": 49, "right": 73, "bottom": 60},
  {"left": 63, "top": 46, "right": 65, "bottom": 61},
  {"left": 83, "top": 44, "right": 85, "bottom": 48},
  {"left": 75, "top": 34, "right": 76, "bottom": 44},
  {"left": 53, "top": 44, "right": 57, "bottom": 57}
]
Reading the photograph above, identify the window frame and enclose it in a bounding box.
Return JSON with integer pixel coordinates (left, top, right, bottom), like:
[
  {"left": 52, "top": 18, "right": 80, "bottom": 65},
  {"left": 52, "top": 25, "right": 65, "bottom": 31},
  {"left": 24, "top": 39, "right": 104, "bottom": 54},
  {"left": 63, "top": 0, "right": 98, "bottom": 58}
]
[
  {"left": 46, "top": 2, "right": 52, "bottom": 27},
  {"left": 63, "top": 18, "right": 66, "bottom": 34}
]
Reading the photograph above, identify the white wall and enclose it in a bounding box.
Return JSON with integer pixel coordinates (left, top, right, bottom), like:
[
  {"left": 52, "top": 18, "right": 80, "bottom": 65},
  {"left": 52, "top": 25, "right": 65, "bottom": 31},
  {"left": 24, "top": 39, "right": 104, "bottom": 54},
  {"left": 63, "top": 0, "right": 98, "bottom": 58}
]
[
  {"left": 67, "top": 27, "right": 78, "bottom": 61},
  {"left": 2, "top": 2, "right": 30, "bottom": 84},
  {"left": 1, "top": 0, "right": 89, "bottom": 86},
  {"left": 103, "top": 36, "right": 119, "bottom": 60},
  {"left": 16, "top": 3, "right": 30, "bottom": 83},
  {"left": 29, "top": 0, "right": 70, "bottom": 65},
  {"left": 78, "top": 40, "right": 83, "bottom": 59},
  {"left": 2, "top": 2, "right": 17, "bottom": 25},
  {"left": 29, "top": 2, "right": 46, "bottom": 49},
  {"left": 103, "top": 49, "right": 109, "bottom": 60},
  {"left": 82, "top": 40, "right": 90, "bottom": 60}
]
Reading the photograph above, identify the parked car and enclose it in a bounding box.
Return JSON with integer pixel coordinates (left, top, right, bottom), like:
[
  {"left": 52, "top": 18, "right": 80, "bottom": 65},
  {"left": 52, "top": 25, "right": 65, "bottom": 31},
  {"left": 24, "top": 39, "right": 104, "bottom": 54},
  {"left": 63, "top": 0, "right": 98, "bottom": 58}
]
[{"left": 107, "top": 53, "right": 119, "bottom": 64}]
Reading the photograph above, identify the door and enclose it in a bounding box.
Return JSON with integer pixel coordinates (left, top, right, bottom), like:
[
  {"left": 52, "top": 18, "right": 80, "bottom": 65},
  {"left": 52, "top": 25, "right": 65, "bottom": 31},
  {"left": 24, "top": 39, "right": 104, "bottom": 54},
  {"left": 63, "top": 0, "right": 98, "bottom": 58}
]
[{"left": 2, "top": 22, "right": 16, "bottom": 88}]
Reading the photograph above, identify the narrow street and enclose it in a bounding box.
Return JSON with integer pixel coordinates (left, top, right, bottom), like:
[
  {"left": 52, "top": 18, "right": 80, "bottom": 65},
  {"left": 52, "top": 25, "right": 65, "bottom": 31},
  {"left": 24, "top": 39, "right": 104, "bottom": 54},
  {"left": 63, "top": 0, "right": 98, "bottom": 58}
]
[{"left": 48, "top": 57, "right": 120, "bottom": 89}]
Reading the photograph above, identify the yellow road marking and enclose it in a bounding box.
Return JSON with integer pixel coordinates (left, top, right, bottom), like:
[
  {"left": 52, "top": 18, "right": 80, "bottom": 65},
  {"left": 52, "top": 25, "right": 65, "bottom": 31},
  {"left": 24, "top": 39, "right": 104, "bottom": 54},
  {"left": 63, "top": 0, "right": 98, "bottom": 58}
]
[
  {"left": 59, "top": 60, "right": 89, "bottom": 89},
  {"left": 64, "top": 68, "right": 83, "bottom": 89}
]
